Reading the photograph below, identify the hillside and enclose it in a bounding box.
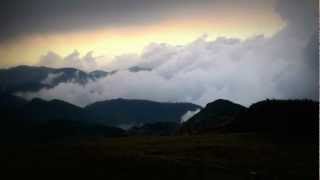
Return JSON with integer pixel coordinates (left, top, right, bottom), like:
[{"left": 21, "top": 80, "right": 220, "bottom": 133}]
[
  {"left": 227, "top": 99, "right": 318, "bottom": 137},
  {"left": 179, "top": 99, "right": 318, "bottom": 139},
  {"left": 179, "top": 99, "right": 246, "bottom": 134},
  {"left": 0, "top": 95, "right": 201, "bottom": 141},
  {"left": 0, "top": 95, "right": 201, "bottom": 126},
  {"left": 85, "top": 98, "right": 201, "bottom": 127},
  {"left": 0, "top": 94, "right": 126, "bottom": 142}
]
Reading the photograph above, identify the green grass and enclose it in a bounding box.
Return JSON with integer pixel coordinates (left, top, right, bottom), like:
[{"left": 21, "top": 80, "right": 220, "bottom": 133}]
[{"left": 1, "top": 134, "right": 317, "bottom": 179}]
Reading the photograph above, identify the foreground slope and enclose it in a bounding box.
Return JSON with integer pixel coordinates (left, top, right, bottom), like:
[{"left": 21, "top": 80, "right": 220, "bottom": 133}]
[
  {"left": 0, "top": 134, "right": 316, "bottom": 179},
  {"left": 129, "top": 122, "right": 180, "bottom": 136}
]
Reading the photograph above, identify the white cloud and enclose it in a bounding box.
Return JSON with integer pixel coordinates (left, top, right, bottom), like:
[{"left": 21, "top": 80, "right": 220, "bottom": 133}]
[
  {"left": 38, "top": 51, "right": 101, "bottom": 72},
  {"left": 181, "top": 109, "right": 201, "bottom": 123},
  {"left": 41, "top": 72, "right": 64, "bottom": 85}
]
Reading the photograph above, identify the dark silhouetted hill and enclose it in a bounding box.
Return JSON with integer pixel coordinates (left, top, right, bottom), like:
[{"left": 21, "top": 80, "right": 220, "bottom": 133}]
[
  {"left": 0, "top": 94, "right": 125, "bottom": 142},
  {"left": 227, "top": 99, "right": 318, "bottom": 137},
  {"left": 179, "top": 99, "right": 318, "bottom": 139},
  {"left": 179, "top": 99, "right": 246, "bottom": 134},
  {"left": 0, "top": 95, "right": 201, "bottom": 142},
  {"left": 85, "top": 98, "right": 201, "bottom": 127},
  {"left": 21, "top": 98, "right": 85, "bottom": 122}
]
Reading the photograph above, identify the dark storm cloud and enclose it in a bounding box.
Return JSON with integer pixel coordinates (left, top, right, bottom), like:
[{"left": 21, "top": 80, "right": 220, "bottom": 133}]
[{"left": 0, "top": 0, "right": 215, "bottom": 41}]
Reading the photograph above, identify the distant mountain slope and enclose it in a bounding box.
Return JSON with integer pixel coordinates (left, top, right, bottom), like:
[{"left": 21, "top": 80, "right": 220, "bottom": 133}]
[
  {"left": 0, "top": 94, "right": 84, "bottom": 122},
  {"left": 0, "top": 94, "right": 201, "bottom": 126},
  {"left": 0, "top": 65, "right": 152, "bottom": 94},
  {"left": 0, "top": 94, "right": 201, "bottom": 141},
  {"left": 0, "top": 94, "right": 126, "bottom": 142},
  {"left": 85, "top": 99, "right": 202, "bottom": 127},
  {"left": 0, "top": 65, "right": 109, "bottom": 93},
  {"left": 21, "top": 98, "right": 85, "bottom": 122},
  {"left": 179, "top": 99, "right": 246, "bottom": 134}
]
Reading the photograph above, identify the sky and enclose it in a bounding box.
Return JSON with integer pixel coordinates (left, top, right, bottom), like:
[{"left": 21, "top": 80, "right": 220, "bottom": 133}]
[
  {"left": 1, "top": 0, "right": 318, "bottom": 106},
  {"left": 0, "top": 0, "right": 285, "bottom": 68}
]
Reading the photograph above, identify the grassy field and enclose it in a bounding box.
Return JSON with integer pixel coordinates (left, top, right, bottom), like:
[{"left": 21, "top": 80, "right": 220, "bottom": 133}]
[{"left": 1, "top": 134, "right": 317, "bottom": 179}]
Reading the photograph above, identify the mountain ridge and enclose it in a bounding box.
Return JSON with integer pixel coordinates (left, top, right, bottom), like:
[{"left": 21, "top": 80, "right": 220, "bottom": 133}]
[
  {"left": 0, "top": 94, "right": 201, "bottom": 127},
  {"left": 84, "top": 98, "right": 201, "bottom": 126},
  {"left": 0, "top": 65, "right": 110, "bottom": 94}
]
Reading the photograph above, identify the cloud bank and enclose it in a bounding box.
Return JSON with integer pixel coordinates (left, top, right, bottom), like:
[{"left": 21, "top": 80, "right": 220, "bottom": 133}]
[
  {"left": 38, "top": 51, "right": 100, "bottom": 72},
  {"left": 19, "top": 0, "right": 318, "bottom": 107},
  {"left": 41, "top": 72, "right": 64, "bottom": 85}
]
